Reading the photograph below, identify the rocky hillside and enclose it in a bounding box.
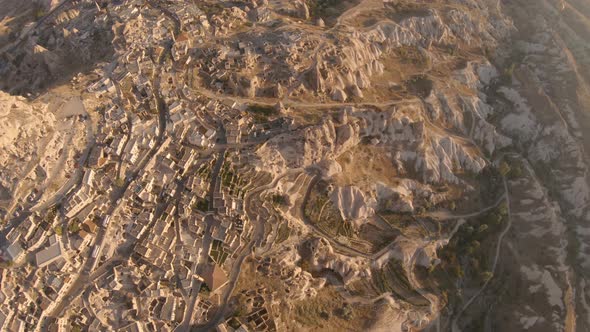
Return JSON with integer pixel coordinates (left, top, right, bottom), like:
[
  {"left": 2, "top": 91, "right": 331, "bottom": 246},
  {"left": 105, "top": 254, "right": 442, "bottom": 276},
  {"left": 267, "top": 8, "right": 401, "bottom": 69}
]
[
  {"left": 0, "top": 0, "right": 589, "bottom": 331},
  {"left": 254, "top": 0, "right": 590, "bottom": 330}
]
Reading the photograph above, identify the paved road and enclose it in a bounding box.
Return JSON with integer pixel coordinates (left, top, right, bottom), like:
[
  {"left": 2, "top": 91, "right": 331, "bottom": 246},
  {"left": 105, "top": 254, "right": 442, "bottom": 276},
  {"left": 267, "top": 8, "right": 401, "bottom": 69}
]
[
  {"left": 177, "top": 219, "right": 211, "bottom": 332},
  {"left": 87, "top": 60, "right": 169, "bottom": 272},
  {"left": 177, "top": 147, "right": 224, "bottom": 331},
  {"left": 112, "top": 79, "right": 133, "bottom": 180},
  {"left": 208, "top": 148, "right": 226, "bottom": 210}
]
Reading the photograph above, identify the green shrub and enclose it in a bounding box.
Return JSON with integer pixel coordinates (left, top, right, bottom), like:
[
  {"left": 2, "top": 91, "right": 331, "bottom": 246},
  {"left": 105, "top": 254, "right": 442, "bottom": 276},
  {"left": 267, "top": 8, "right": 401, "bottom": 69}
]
[
  {"left": 271, "top": 194, "right": 288, "bottom": 206},
  {"left": 498, "top": 161, "right": 511, "bottom": 177},
  {"left": 194, "top": 199, "right": 209, "bottom": 212}
]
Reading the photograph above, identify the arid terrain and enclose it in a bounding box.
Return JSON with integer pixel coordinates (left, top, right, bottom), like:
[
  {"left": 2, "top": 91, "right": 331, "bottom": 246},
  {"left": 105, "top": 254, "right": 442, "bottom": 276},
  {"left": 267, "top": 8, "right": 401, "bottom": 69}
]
[{"left": 0, "top": 0, "right": 589, "bottom": 331}]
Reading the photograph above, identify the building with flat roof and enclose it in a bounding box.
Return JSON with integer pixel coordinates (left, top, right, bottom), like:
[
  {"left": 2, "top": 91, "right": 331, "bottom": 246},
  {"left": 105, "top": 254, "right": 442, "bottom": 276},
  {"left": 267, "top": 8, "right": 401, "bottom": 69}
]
[
  {"left": 35, "top": 244, "right": 63, "bottom": 268},
  {"left": 5, "top": 242, "right": 24, "bottom": 261}
]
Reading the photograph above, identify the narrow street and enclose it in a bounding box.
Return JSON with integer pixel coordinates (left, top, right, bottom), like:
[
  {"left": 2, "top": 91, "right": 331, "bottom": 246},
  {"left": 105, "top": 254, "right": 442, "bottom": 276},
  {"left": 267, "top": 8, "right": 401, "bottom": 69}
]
[
  {"left": 193, "top": 170, "right": 295, "bottom": 331},
  {"left": 38, "top": 61, "right": 171, "bottom": 329}
]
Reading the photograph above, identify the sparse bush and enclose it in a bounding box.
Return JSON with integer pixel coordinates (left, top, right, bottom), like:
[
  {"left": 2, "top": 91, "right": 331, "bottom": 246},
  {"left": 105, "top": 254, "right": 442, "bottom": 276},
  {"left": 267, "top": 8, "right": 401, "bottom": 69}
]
[
  {"left": 452, "top": 264, "right": 464, "bottom": 278},
  {"left": 481, "top": 271, "right": 493, "bottom": 282},
  {"left": 498, "top": 202, "right": 508, "bottom": 217},
  {"left": 247, "top": 104, "right": 278, "bottom": 123},
  {"left": 415, "top": 206, "right": 425, "bottom": 215},
  {"left": 307, "top": 0, "right": 341, "bottom": 19},
  {"left": 0, "top": 260, "right": 14, "bottom": 268},
  {"left": 271, "top": 194, "right": 288, "bottom": 206},
  {"left": 404, "top": 74, "right": 433, "bottom": 98},
  {"left": 275, "top": 222, "right": 290, "bottom": 243},
  {"left": 193, "top": 199, "right": 209, "bottom": 212},
  {"left": 340, "top": 304, "right": 352, "bottom": 320},
  {"left": 228, "top": 318, "right": 242, "bottom": 329},
  {"left": 448, "top": 201, "right": 456, "bottom": 211},
  {"left": 486, "top": 212, "right": 502, "bottom": 225},
  {"left": 68, "top": 222, "right": 80, "bottom": 234},
  {"left": 34, "top": 7, "right": 46, "bottom": 20},
  {"left": 508, "top": 162, "right": 523, "bottom": 179},
  {"left": 115, "top": 177, "right": 125, "bottom": 188},
  {"left": 199, "top": 283, "right": 211, "bottom": 295},
  {"left": 498, "top": 161, "right": 511, "bottom": 177},
  {"left": 299, "top": 259, "right": 311, "bottom": 271},
  {"left": 502, "top": 63, "right": 516, "bottom": 83}
]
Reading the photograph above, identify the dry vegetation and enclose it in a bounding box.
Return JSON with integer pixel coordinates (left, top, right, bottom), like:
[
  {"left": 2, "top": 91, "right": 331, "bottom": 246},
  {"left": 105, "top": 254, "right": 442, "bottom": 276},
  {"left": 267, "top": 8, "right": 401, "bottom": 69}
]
[
  {"left": 335, "top": 146, "right": 399, "bottom": 188},
  {"left": 287, "top": 287, "right": 376, "bottom": 331},
  {"left": 429, "top": 203, "right": 509, "bottom": 293},
  {"left": 304, "top": 181, "right": 353, "bottom": 239}
]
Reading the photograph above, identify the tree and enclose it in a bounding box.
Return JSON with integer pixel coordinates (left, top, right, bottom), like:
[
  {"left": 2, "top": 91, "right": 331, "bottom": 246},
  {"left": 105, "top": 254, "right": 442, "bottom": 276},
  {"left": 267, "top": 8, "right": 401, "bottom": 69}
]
[
  {"left": 199, "top": 283, "right": 210, "bottom": 296},
  {"left": 452, "top": 264, "right": 464, "bottom": 278},
  {"left": 54, "top": 226, "right": 63, "bottom": 236},
  {"left": 498, "top": 161, "right": 511, "bottom": 177},
  {"left": 68, "top": 222, "right": 80, "bottom": 234},
  {"left": 498, "top": 202, "right": 509, "bottom": 217},
  {"left": 502, "top": 63, "right": 516, "bottom": 83},
  {"left": 448, "top": 201, "right": 456, "bottom": 211},
  {"left": 115, "top": 177, "right": 125, "bottom": 188},
  {"left": 194, "top": 199, "right": 209, "bottom": 212},
  {"left": 415, "top": 206, "right": 426, "bottom": 215},
  {"left": 509, "top": 163, "right": 523, "bottom": 179},
  {"left": 478, "top": 224, "right": 489, "bottom": 233},
  {"left": 341, "top": 304, "right": 353, "bottom": 320},
  {"left": 300, "top": 259, "right": 310, "bottom": 271},
  {"left": 34, "top": 5, "right": 46, "bottom": 19},
  {"left": 427, "top": 264, "right": 437, "bottom": 274},
  {"left": 271, "top": 194, "right": 288, "bottom": 206},
  {"left": 486, "top": 212, "right": 502, "bottom": 225},
  {"left": 233, "top": 307, "right": 245, "bottom": 318},
  {"left": 481, "top": 271, "right": 493, "bottom": 282},
  {"left": 0, "top": 260, "right": 14, "bottom": 268}
]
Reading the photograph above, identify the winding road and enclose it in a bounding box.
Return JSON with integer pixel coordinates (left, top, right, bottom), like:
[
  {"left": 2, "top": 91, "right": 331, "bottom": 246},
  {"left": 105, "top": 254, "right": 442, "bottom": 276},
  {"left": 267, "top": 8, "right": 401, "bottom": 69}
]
[
  {"left": 451, "top": 174, "right": 512, "bottom": 332},
  {"left": 192, "top": 170, "right": 295, "bottom": 331}
]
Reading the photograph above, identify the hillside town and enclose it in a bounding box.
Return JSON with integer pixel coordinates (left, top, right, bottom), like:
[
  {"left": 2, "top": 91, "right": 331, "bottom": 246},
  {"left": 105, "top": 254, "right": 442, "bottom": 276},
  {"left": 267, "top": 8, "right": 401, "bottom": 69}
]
[
  {"left": 0, "top": 0, "right": 294, "bottom": 330},
  {"left": 2, "top": 0, "right": 590, "bottom": 331}
]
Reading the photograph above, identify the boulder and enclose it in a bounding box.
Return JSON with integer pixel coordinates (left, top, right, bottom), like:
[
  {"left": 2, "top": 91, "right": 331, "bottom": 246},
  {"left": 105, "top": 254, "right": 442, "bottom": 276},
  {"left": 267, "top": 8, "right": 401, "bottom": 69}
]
[{"left": 331, "top": 88, "right": 347, "bottom": 102}]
